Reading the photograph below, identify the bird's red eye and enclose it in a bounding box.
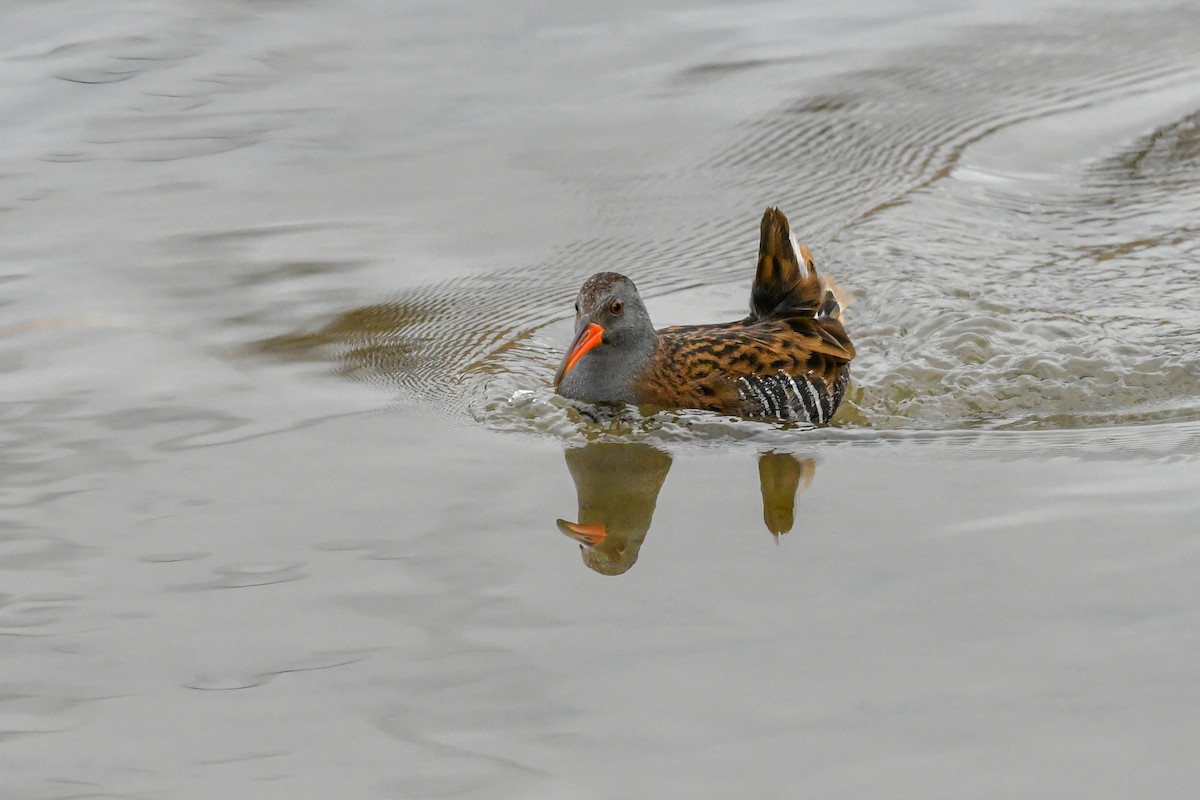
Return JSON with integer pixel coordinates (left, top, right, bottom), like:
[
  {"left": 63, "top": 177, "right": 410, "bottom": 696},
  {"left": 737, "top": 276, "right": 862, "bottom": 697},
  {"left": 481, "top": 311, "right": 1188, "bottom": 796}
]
[{"left": 610, "top": 299, "right": 623, "bottom": 315}]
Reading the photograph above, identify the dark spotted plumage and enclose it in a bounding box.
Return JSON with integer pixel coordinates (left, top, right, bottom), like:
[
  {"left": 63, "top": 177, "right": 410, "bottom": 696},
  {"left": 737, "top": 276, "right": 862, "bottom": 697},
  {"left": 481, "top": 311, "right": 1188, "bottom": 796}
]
[{"left": 555, "top": 207, "right": 855, "bottom": 424}]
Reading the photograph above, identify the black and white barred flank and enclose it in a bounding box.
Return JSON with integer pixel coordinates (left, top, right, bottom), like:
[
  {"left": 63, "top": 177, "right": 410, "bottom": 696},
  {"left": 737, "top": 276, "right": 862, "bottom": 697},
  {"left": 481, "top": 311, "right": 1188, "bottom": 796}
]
[{"left": 735, "top": 368, "right": 850, "bottom": 424}]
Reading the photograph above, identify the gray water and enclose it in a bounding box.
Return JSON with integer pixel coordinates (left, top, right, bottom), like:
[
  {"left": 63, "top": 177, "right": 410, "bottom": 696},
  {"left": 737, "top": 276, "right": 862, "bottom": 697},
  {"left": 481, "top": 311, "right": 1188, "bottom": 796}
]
[{"left": 3, "top": 1, "right": 1200, "bottom": 797}]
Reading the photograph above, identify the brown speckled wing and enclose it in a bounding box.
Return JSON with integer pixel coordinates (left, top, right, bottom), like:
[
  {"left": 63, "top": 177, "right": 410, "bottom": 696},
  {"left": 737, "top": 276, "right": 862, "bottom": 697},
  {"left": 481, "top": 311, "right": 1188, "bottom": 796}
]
[
  {"left": 634, "top": 316, "right": 855, "bottom": 423},
  {"left": 624, "top": 207, "right": 854, "bottom": 423}
]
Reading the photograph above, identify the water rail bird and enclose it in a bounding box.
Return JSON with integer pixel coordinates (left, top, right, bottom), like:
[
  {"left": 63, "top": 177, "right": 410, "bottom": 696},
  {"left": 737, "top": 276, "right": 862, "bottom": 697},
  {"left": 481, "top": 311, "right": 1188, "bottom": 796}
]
[{"left": 554, "top": 207, "right": 855, "bottom": 424}]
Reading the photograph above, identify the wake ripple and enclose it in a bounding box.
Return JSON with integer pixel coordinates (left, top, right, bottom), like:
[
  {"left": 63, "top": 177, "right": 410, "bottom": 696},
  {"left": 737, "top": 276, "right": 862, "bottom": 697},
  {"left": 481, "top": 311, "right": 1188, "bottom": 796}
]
[{"left": 257, "top": 6, "right": 1200, "bottom": 451}]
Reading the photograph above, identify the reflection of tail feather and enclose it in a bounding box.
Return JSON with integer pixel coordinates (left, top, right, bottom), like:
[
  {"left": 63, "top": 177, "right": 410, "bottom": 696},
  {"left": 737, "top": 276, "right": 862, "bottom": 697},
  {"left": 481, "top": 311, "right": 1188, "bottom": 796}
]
[{"left": 758, "top": 452, "right": 816, "bottom": 535}]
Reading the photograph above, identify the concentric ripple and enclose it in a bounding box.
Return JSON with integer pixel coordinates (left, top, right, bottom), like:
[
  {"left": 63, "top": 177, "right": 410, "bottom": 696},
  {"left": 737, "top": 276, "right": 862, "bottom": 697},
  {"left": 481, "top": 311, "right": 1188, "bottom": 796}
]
[{"left": 258, "top": 6, "right": 1200, "bottom": 448}]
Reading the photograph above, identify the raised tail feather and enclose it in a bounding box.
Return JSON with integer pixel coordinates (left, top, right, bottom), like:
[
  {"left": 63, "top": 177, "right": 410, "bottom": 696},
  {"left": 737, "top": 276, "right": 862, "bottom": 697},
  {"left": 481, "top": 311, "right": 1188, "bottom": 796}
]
[{"left": 751, "top": 207, "right": 849, "bottom": 322}]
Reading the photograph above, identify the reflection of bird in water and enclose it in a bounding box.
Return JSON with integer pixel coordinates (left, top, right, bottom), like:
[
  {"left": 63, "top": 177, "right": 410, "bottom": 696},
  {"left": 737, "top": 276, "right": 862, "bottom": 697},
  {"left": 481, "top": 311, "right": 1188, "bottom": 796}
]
[
  {"left": 554, "top": 207, "right": 854, "bottom": 423},
  {"left": 557, "top": 442, "right": 672, "bottom": 575},
  {"left": 556, "top": 443, "right": 818, "bottom": 574},
  {"left": 758, "top": 452, "right": 816, "bottom": 536}
]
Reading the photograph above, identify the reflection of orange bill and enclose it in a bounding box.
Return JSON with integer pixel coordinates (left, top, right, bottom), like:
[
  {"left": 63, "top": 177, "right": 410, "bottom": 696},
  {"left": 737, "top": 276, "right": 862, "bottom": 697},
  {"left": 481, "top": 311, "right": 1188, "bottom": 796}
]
[{"left": 556, "top": 519, "right": 608, "bottom": 548}]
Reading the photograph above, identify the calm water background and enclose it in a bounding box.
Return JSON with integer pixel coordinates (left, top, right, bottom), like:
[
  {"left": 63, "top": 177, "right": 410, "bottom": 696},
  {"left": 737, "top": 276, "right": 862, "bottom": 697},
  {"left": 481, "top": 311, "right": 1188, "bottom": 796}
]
[{"left": 3, "top": 1, "right": 1200, "bottom": 797}]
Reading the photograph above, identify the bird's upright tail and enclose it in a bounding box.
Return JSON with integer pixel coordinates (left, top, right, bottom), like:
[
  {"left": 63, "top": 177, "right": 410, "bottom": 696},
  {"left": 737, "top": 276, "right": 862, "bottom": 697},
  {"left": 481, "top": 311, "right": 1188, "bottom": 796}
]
[{"left": 751, "top": 207, "right": 849, "bottom": 323}]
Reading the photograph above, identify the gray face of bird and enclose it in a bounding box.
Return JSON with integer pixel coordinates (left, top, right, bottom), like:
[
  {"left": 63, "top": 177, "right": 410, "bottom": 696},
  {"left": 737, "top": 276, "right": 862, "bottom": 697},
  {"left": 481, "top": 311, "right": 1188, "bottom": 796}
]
[{"left": 554, "top": 273, "right": 656, "bottom": 403}]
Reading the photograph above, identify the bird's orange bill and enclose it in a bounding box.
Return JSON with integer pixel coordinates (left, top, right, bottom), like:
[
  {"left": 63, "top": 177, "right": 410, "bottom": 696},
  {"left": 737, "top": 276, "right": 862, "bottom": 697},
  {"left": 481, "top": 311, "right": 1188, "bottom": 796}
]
[
  {"left": 553, "top": 322, "right": 605, "bottom": 386},
  {"left": 556, "top": 519, "right": 607, "bottom": 548}
]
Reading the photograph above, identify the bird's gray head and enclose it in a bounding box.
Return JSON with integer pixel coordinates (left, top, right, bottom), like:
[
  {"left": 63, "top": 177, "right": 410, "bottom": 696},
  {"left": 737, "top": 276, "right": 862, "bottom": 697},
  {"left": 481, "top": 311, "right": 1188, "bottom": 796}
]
[{"left": 553, "top": 272, "right": 657, "bottom": 404}]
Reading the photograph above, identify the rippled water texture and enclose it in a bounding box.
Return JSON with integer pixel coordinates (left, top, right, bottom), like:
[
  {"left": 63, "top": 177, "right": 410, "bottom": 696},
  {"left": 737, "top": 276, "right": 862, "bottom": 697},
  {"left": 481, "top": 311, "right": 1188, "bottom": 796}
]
[
  {"left": 257, "top": 4, "right": 1200, "bottom": 443},
  {"left": 4, "top": 1, "right": 1200, "bottom": 798}
]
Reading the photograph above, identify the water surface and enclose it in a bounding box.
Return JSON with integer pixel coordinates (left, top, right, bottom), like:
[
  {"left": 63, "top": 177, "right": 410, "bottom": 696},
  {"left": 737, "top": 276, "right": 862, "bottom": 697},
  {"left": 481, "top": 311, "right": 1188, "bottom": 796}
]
[{"left": 2, "top": 1, "right": 1199, "bottom": 797}]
